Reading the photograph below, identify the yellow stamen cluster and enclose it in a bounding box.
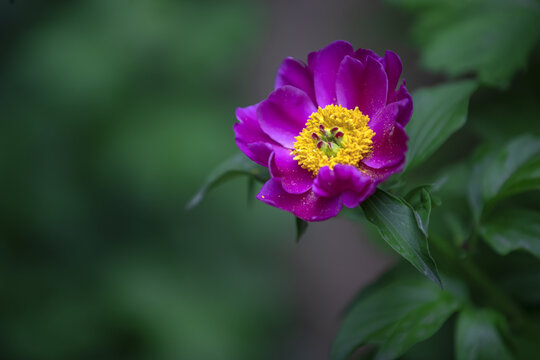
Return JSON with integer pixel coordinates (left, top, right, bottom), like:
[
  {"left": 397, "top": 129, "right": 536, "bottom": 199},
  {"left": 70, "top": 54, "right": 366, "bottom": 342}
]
[{"left": 292, "top": 105, "right": 374, "bottom": 175}]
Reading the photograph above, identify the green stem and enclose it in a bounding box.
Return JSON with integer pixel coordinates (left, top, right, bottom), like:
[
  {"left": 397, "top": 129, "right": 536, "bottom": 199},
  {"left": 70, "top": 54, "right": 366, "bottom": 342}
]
[
  {"left": 461, "top": 258, "right": 525, "bottom": 324},
  {"left": 430, "top": 235, "right": 526, "bottom": 326},
  {"left": 467, "top": 226, "right": 480, "bottom": 255}
]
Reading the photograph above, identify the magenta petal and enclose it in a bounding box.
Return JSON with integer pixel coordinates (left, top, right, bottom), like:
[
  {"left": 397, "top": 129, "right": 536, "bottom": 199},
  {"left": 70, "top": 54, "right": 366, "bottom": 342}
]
[
  {"left": 335, "top": 55, "right": 364, "bottom": 107},
  {"left": 241, "top": 141, "right": 273, "bottom": 167},
  {"left": 234, "top": 134, "right": 267, "bottom": 166},
  {"left": 268, "top": 151, "right": 280, "bottom": 178},
  {"left": 312, "top": 40, "right": 354, "bottom": 106},
  {"left": 383, "top": 51, "right": 402, "bottom": 96},
  {"left": 258, "top": 85, "right": 316, "bottom": 148},
  {"left": 389, "top": 83, "right": 413, "bottom": 126},
  {"left": 362, "top": 103, "right": 408, "bottom": 169},
  {"left": 273, "top": 146, "right": 314, "bottom": 194},
  {"left": 354, "top": 48, "right": 381, "bottom": 63},
  {"left": 235, "top": 42, "right": 412, "bottom": 220},
  {"left": 257, "top": 179, "right": 343, "bottom": 222},
  {"left": 234, "top": 104, "right": 276, "bottom": 166},
  {"left": 342, "top": 191, "right": 364, "bottom": 208},
  {"left": 359, "top": 159, "right": 405, "bottom": 184},
  {"left": 367, "top": 102, "right": 398, "bottom": 138},
  {"left": 307, "top": 50, "right": 317, "bottom": 70},
  {"left": 312, "top": 164, "right": 374, "bottom": 208},
  {"left": 275, "top": 57, "right": 316, "bottom": 103},
  {"left": 234, "top": 104, "right": 270, "bottom": 144},
  {"left": 336, "top": 56, "right": 388, "bottom": 118},
  {"left": 342, "top": 183, "right": 376, "bottom": 208}
]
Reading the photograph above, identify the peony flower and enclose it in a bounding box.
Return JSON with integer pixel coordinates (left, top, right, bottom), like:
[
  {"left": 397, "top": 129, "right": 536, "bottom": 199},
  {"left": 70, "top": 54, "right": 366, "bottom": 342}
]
[{"left": 234, "top": 40, "right": 412, "bottom": 221}]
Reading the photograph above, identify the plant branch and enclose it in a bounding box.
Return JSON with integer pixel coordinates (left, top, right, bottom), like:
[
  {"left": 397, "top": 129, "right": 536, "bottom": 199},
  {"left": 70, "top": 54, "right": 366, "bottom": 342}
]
[{"left": 430, "top": 235, "right": 526, "bottom": 326}]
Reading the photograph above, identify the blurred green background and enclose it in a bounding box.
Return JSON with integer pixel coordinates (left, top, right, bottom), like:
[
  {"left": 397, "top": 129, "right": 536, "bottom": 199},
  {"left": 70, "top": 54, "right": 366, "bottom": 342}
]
[
  {"left": 0, "top": 1, "right": 295, "bottom": 359},
  {"left": 0, "top": 0, "right": 473, "bottom": 359}
]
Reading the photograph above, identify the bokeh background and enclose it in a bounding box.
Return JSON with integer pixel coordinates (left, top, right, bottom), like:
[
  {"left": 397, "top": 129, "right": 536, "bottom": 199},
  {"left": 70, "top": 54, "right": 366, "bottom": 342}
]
[{"left": 3, "top": 0, "right": 527, "bottom": 359}]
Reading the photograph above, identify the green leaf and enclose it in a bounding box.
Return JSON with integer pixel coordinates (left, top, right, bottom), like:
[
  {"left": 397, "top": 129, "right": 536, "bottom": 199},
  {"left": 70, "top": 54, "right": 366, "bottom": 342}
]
[
  {"left": 186, "top": 152, "right": 269, "bottom": 209},
  {"left": 389, "top": 0, "right": 540, "bottom": 87},
  {"left": 331, "top": 265, "right": 459, "bottom": 360},
  {"left": 295, "top": 217, "right": 308, "bottom": 242},
  {"left": 423, "top": 6, "right": 540, "bottom": 87},
  {"left": 361, "top": 189, "right": 441, "bottom": 287},
  {"left": 428, "top": 162, "right": 474, "bottom": 246},
  {"left": 405, "top": 185, "right": 433, "bottom": 237},
  {"left": 405, "top": 80, "right": 477, "bottom": 171},
  {"left": 500, "top": 265, "right": 540, "bottom": 305},
  {"left": 498, "top": 157, "right": 540, "bottom": 200},
  {"left": 479, "top": 208, "right": 540, "bottom": 260},
  {"left": 481, "top": 135, "right": 540, "bottom": 201},
  {"left": 375, "top": 293, "right": 459, "bottom": 360},
  {"left": 468, "top": 135, "right": 540, "bottom": 219},
  {"left": 468, "top": 77, "right": 540, "bottom": 143},
  {"left": 455, "top": 307, "right": 514, "bottom": 360}
]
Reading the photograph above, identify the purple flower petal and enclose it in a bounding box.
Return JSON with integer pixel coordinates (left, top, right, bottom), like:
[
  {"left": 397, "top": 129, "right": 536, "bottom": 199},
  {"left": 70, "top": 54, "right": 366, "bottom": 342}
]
[
  {"left": 236, "top": 41, "right": 412, "bottom": 221},
  {"left": 335, "top": 55, "right": 364, "bottom": 107},
  {"left": 312, "top": 40, "right": 354, "bottom": 106},
  {"left": 273, "top": 146, "right": 314, "bottom": 194},
  {"left": 354, "top": 48, "right": 381, "bottom": 63},
  {"left": 383, "top": 51, "right": 402, "bottom": 97},
  {"left": 268, "top": 151, "right": 280, "bottom": 178},
  {"left": 307, "top": 50, "right": 317, "bottom": 70},
  {"left": 258, "top": 85, "right": 316, "bottom": 148},
  {"left": 240, "top": 142, "right": 274, "bottom": 167},
  {"left": 342, "top": 184, "right": 376, "bottom": 208},
  {"left": 362, "top": 103, "right": 408, "bottom": 169},
  {"left": 275, "top": 57, "right": 316, "bottom": 103},
  {"left": 389, "top": 83, "right": 413, "bottom": 126},
  {"left": 257, "top": 179, "right": 343, "bottom": 222},
  {"left": 234, "top": 103, "right": 276, "bottom": 166},
  {"left": 358, "top": 158, "right": 405, "bottom": 184},
  {"left": 312, "top": 165, "right": 375, "bottom": 208},
  {"left": 336, "top": 56, "right": 388, "bottom": 118}
]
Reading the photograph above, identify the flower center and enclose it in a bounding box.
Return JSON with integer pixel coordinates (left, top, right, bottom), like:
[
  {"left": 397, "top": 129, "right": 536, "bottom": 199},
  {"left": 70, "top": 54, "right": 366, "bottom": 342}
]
[{"left": 292, "top": 104, "right": 375, "bottom": 175}]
